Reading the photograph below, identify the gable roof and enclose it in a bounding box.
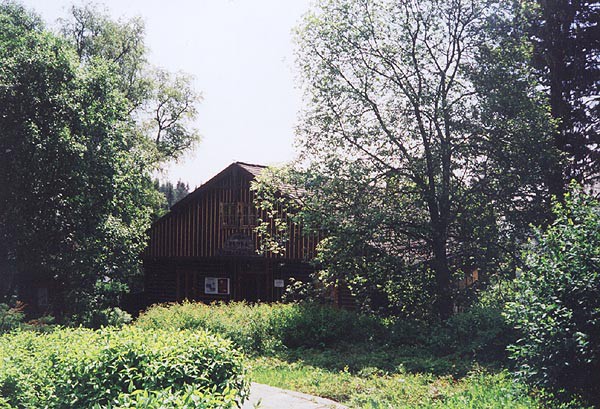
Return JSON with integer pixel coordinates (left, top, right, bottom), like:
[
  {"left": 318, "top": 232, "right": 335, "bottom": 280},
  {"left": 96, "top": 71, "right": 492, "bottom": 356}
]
[
  {"left": 165, "top": 162, "right": 266, "bottom": 215},
  {"left": 236, "top": 162, "right": 266, "bottom": 178}
]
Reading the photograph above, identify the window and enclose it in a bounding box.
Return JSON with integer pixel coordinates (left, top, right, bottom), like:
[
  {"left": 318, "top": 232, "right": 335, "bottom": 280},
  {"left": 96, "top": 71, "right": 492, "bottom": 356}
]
[
  {"left": 220, "top": 203, "right": 256, "bottom": 228},
  {"left": 221, "top": 203, "right": 239, "bottom": 227},
  {"left": 240, "top": 204, "right": 257, "bottom": 227}
]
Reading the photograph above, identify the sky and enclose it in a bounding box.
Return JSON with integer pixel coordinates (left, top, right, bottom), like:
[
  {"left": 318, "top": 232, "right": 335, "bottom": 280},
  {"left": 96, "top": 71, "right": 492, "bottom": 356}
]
[{"left": 20, "top": 0, "right": 311, "bottom": 188}]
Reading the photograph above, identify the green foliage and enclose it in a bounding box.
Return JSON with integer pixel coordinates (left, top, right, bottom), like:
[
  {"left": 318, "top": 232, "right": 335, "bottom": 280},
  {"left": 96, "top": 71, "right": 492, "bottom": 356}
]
[
  {"left": 0, "top": 2, "right": 199, "bottom": 319},
  {"left": 136, "top": 301, "right": 517, "bottom": 381},
  {"left": 253, "top": 0, "right": 556, "bottom": 320},
  {"left": 252, "top": 357, "right": 541, "bottom": 409},
  {"left": 505, "top": 185, "right": 600, "bottom": 404},
  {"left": 253, "top": 165, "right": 438, "bottom": 319},
  {"left": 136, "top": 301, "right": 384, "bottom": 354},
  {"left": 252, "top": 166, "right": 305, "bottom": 256},
  {"left": 155, "top": 179, "right": 190, "bottom": 212},
  {"left": 68, "top": 306, "right": 132, "bottom": 328},
  {"left": 524, "top": 0, "right": 600, "bottom": 186},
  {"left": 0, "top": 327, "right": 248, "bottom": 408},
  {"left": 111, "top": 386, "right": 242, "bottom": 409},
  {"left": 275, "top": 302, "right": 384, "bottom": 349},
  {"left": 280, "top": 277, "right": 332, "bottom": 304},
  {"left": 136, "top": 302, "right": 582, "bottom": 407},
  {"left": 426, "top": 306, "right": 516, "bottom": 365},
  {"left": 0, "top": 303, "right": 25, "bottom": 334},
  {"left": 60, "top": 3, "right": 201, "bottom": 163},
  {"left": 146, "top": 69, "right": 201, "bottom": 162},
  {"left": 137, "top": 301, "right": 283, "bottom": 354}
]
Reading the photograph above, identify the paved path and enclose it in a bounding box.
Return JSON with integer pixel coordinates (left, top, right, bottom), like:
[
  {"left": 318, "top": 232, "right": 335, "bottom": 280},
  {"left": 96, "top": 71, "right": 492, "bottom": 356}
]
[{"left": 242, "top": 382, "right": 349, "bottom": 409}]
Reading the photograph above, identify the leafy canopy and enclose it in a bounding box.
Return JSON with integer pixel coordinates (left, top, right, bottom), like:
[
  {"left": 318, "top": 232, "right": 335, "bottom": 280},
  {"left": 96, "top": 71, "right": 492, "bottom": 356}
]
[
  {"left": 254, "top": 0, "right": 555, "bottom": 318},
  {"left": 505, "top": 184, "right": 600, "bottom": 405},
  {"left": 0, "top": 2, "right": 199, "bottom": 321}
]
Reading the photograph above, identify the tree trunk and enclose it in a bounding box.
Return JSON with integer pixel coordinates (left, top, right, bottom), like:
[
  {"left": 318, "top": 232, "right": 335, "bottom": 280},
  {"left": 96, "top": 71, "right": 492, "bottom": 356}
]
[
  {"left": 432, "top": 233, "right": 453, "bottom": 320},
  {"left": 542, "top": 0, "right": 570, "bottom": 200}
]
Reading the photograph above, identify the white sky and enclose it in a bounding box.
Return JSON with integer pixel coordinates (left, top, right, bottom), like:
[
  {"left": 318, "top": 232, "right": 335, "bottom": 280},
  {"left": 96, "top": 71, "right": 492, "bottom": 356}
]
[{"left": 20, "top": 0, "right": 310, "bottom": 188}]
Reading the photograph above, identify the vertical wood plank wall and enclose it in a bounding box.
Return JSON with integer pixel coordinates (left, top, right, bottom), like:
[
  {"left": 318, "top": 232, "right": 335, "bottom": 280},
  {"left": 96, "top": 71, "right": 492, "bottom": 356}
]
[
  {"left": 143, "top": 167, "right": 317, "bottom": 261},
  {"left": 142, "top": 164, "right": 321, "bottom": 306}
]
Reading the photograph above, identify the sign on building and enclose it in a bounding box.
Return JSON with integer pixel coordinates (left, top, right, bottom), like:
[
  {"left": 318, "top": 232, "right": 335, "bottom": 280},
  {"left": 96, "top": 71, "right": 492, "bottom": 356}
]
[{"left": 205, "top": 277, "right": 230, "bottom": 295}]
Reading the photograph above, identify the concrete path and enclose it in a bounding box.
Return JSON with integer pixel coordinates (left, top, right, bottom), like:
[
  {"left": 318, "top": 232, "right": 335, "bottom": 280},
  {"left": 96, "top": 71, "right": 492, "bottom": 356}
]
[{"left": 242, "top": 382, "right": 349, "bottom": 409}]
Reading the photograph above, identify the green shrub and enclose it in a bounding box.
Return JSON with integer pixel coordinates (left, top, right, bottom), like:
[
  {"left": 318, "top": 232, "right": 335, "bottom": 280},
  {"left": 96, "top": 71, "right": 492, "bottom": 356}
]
[
  {"left": 427, "top": 305, "right": 516, "bottom": 364},
  {"left": 136, "top": 301, "right": 385, "bottom": 354},
  {"left": 0, "top": 302, "right": 25, "bottom": 334},
  {"left": 135, "top": 301, "right": 282, "bottom": 354},
  {"left": 110, "top": 386, "right": 243, "bottom": 409},
  {"left": 0, "top": 327, "right": 248, "bottom": 408},
  {"left": 136, "top": 301, "right": 514, "bottom": 379},
  {"left": 505, "top": 186, "right": 600, "bottom": 405},
  {"left": 274, "top": 303, "right": 385, "bottom": 349},
  {"left": 67, "top": 306, "right": 133, "bottom": 328}
]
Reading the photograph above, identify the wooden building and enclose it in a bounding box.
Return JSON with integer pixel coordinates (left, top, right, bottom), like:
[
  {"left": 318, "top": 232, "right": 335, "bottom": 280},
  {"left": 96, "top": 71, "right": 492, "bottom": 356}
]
[{"left": 143, "top": 162, "right": 319, "bottom": 305}]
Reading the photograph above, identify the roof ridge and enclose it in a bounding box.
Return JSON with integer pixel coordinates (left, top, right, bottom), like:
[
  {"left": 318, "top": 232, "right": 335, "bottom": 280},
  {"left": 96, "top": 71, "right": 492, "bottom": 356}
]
[{"left": 235, "top": 161, "right": 267, "bottom": 168}]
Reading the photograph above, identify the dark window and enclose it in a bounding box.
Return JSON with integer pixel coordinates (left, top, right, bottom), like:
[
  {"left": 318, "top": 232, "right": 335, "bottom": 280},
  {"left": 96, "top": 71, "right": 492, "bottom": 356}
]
[
  {"left": 221, "top": 203, "right": 239, "bottom": 227},
  {"left": 220, "top": 203, "right": 256, "bottom": 228}
]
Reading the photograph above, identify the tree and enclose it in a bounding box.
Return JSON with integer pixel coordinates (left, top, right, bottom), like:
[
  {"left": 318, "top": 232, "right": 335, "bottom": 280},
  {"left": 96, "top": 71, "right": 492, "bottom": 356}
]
[
  {"left": 156, "top": 179, "right": 190, "bottom": 211},
  {"left": 174, "top": 180, "right": 190, "bottom": 204},
  {"left": 525, "top": 0, "right": 600, "bottom": 195},
  {"left": 59, "top": 3, "right": 148, "bottom": 108},
  {"left": 259, "top": 0, "right": 555, "bottom": 318},
  {"left": 60, "top": 4, "right": 201, "bottom": 163},
  {"left": 505, "top": 184, "right": 600, "bottom": 405},
  {"left": 0, "top": 2, "right": 198, "bottom": 321}
]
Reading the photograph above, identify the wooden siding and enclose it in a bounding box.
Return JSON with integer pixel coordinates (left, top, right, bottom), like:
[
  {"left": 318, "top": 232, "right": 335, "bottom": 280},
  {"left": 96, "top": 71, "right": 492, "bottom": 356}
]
[
  {"left": 144, "top": 164, "right": 317, "bottom": 261},
  {"left": 144, "top": 257, "right": 314, "bottom": 305},
  {"left": 142, "top": 163, "right": 322, "bottom": 307},
  {"left": 332, "top": 283, "right": 357, "bottom": 310}
]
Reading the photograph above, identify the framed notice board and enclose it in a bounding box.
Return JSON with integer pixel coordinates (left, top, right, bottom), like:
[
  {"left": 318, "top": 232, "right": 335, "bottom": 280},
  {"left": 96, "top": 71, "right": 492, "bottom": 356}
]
[{"left": 205, "top": 277, "right": 230, "bottom": 295}]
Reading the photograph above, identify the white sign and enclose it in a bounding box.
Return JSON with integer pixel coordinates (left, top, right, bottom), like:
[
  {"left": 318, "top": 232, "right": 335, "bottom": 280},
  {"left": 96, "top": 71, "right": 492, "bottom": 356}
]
[
  {"left": 274, "top": 279, "right": 285, "bottom": 288},
  {"left": 205, "top": 277, "right": 230, "bottom": 295}
]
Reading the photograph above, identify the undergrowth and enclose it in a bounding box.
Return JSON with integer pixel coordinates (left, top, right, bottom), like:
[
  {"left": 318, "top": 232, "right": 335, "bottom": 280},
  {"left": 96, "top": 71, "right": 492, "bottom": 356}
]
[{"left": 0, "top": 327, "right": 249, "bottom": 408}]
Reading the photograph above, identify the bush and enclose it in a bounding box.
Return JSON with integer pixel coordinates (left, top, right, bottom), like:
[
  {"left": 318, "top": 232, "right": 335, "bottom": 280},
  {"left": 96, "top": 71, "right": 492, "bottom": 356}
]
[
  {"left": 136, "top": 301, "right": 516, "bottom": 378},
  {"left": 0, "top": 327, "right": 249, "bottom": 408},
  {"left": 135, "top": 301, "right": 282, "bottom": 354},
  {"left": 67, "top": 306, "right": 133, "bottom": 329},
  {"left": 505, "top": 186, "right": 600, "bottom": 405},
  {"left": 135, "top": 301, "right": 386, "bottom": 353},
  {"left": 112, "top": 386, "right": 243, "bottom": 409},
  {"left": 427, "top": 305, "right": 516, "bottom": 364},
  {"left": 274, "top": 303, "right": 385, "bottom": 349},
  {"left": 0, "top": 302, "right": 25, "bottom": 334}
]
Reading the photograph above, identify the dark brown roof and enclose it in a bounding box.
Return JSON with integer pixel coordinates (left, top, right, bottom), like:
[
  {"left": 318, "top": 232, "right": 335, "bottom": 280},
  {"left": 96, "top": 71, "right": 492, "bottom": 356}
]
[
  {"left": 162, "top": 162, "right": 266, "bottom": 217},
  {"left": 236, "top": 162, "right": 267, "bottom": 177}
]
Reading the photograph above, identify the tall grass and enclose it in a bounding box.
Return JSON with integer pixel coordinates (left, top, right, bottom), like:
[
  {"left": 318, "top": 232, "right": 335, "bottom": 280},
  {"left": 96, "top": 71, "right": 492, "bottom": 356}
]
[
  {"left": 134, "top": 301, "right": 554, "bottom": 408},
  {"left": 135, "top": 301, "right": 385, "bottom": 354},
  {"left": 251, "top": 357, "right": 541, "bottom": 409}
]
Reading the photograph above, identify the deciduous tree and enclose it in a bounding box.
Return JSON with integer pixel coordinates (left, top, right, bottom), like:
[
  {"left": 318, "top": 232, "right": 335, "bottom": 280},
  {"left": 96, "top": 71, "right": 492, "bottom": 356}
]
[
  {"left": 60, "top": 4, "right": 201, "bottom": 163},
  {"left": 255, "top": 0, "right": 555, "bottom": 318},
  {"left": 0, "top": 2, "right": 199, "bottom": 321}
]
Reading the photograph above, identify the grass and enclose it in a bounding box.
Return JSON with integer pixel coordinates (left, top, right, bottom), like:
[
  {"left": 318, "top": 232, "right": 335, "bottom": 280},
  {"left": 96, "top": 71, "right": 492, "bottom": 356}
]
[
  {"left": 250, "top": 356, "right": 540, "bottom": 408},
  {"left": 135, "top": 301, "right": 544, "bottom": 408},
  {"left": 0, "top": 301, "right": 583, "bottom": 408}
]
